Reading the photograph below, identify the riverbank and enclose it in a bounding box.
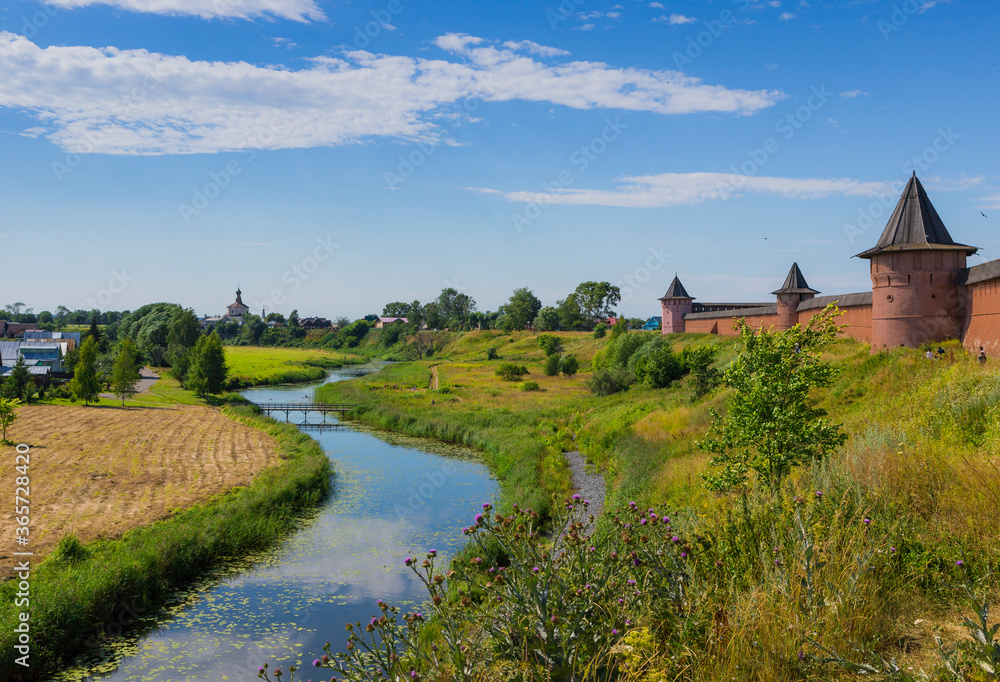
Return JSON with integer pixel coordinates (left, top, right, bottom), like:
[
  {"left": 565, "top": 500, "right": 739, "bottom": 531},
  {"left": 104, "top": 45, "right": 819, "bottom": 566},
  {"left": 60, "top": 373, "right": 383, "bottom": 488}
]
[
  {"left": 223, "top": 346, "right": 367, "bottom": 389},
  {"left": 310, "top": 330, "right": 1000, "bottom": 680},
  {"left": 0, "top": 403, "right": 333, "bottom": 681}
]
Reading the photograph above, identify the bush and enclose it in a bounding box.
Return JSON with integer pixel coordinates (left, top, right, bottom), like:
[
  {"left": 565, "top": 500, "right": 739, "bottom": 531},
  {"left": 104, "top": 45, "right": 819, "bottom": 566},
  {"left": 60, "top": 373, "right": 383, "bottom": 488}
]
[
  {"left": 559, "top": 354, "right": 580, "bottom": 377},
  {"left": 680, "top": 345, "right": 721, "bottom": 398},
  {"left": 537, "top": 334, "right": 561, "bottom": 357},
  {"left": 521, "top": 381, "right": 541, "bottom": 392},
  {"left": 495, "top": 363, "right": 530, "bottom": 381},
  {"left": 544, "top": 354, "right": 561, "bottom": 377},
  {"left": 593, "top": 322, "right": 607, "bottom": 338},
  {"left": 587, "top": 367, "right": 635, "bottom": 396},
  {"left": 632, "top": 340, "right": 684, "bottom": 388},
  {"left": 486, "top": 346, "right": 500, "bottom": 360}
]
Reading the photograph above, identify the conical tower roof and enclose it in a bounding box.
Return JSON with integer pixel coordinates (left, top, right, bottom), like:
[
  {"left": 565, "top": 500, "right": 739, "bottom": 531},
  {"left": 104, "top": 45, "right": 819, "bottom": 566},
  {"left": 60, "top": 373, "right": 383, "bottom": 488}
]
[
  {"left": 855, "top": 173, "right": 977, "bottom": 258},
  {"left": 660, "top": 275, "right": 693, "bottom": 300},
  {"left": 771, "top": 262, "right": 819, "bottom": 295}
]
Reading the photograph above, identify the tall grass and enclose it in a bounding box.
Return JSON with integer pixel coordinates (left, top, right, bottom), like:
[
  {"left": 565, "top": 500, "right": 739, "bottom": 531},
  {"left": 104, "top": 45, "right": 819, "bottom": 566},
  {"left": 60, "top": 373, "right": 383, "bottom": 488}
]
[{"left": 0, "top": 406, "right": 332, "bottom": 681}]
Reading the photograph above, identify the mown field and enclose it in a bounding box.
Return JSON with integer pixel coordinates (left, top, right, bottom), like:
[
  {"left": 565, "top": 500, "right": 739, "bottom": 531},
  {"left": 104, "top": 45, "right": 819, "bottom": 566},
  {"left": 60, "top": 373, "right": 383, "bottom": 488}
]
[
  {"left": 224, "top": 345, "right": 365, "bottom": 388},
  {"left": 0, "top": 403, "right": 279, "bottom": 570},
  {"left": 316, "top": 328, "right": 1000, "bottom": 679}
]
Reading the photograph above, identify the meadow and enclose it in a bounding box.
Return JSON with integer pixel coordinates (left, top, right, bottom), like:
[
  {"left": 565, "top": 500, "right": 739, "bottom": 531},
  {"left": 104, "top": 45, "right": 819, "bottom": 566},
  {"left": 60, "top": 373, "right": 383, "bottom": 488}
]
[
  {"left": 223, "top": 345, "right": 365, "bottom": 388},
  {"left": 314, "top": 328, "right": 1000, "bottom": 680}
]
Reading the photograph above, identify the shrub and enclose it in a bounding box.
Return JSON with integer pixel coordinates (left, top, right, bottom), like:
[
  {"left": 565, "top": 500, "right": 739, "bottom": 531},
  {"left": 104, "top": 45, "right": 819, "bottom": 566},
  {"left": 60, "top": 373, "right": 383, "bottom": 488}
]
[
  {"left": 486, "top": 346, "right": 500, "bottom": 360},
  {"left": 632, "top": 340, "right": 683, "bottom": 388},
  {"left": 559, "top": 354, "right": 580, "bottom": 377},
  {"left": 587, "top": 367, "right": 635, "bottom": 396},
  {"left": 537, "top": 334, "right": 561, "bottom": 357},
  {"left": 544, "top": 354, "right": 561, "bottom": 377},
  {"left": 495, "top": 363, "right": 529, "bottom": 381},
  {"left": 593, "top": 322, "right": 607, "bottom": 338},
  {"left": 49, "top": 534, "right": 90, "bottom": 565},
  {"left": 521, "top": 381, "right": 541, "bottom": 392},
  {"left": 680, "top": 345, "right": 721, "bottom": 398}
]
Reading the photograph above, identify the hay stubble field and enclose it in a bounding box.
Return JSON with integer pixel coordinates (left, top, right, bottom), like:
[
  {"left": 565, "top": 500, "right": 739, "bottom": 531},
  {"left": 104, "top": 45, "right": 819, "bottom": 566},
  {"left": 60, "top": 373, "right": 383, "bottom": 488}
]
[{"left": 0, "top": 403, "right": 280, "bottom": 573}]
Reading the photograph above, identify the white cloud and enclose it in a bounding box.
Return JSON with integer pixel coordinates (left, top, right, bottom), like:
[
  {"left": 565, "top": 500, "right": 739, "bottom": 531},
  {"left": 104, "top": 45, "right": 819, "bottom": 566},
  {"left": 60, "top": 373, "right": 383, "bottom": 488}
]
[
  {"left": 479, "top": 172, "right": 895, "bottom": 208},
  {"left": 919, "top": 0, "right": 950, "bottom": 13},
  {"left": 778, "top": 12, "right": 795, "bottom": 20},
  {"left": 923, "top": 175, "right": 986, "bottom": 192},
  {"left": 981, "top": 195, "right": 1000, "bottom": 210},
  {"left": 0, "top": 32, "right": 783, "bottom": 155},
  {"left": 575, "top": 23, "right": 596, "bottom": 31},
  {"left": 20, "top": 126, "right": 46, "bottom": 138},
  {"left": 41, "top": 0, "right": 324, "bottom": 21},
  {"left": 655, "top": 14, "right": 697, "bottom": 24},
  {"left": 839, "top": 89, "right": 869, "bottom": 98},
  {"left": 828, "top": 117, "right": 840, "bottom": 128},
  {"left": 648, "top": 1, "right": 664, "bottom": 7},
  {"left": 501, "top": 40, "right": 570, "bottom": 58}
]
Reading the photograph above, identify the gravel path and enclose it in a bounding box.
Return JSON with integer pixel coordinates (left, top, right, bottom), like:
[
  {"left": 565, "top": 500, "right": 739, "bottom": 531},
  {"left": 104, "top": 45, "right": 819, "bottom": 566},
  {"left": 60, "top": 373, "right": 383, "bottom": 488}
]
[{"left": 565, "top": 450, "right": 605, "bottom": 519}]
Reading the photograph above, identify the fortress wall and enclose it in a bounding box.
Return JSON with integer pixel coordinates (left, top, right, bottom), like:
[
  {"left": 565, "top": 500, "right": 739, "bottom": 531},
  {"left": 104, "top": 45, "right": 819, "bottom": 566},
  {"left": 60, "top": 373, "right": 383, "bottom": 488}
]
[
  {"left": 962, "top": 278, "right": 1000, "bottom": 356},
  {"left": 684, "top": 313, "right": 779, "bottom": 336},
  {"left": 796, "top": 304, "right": 873, "bottom": 342}
]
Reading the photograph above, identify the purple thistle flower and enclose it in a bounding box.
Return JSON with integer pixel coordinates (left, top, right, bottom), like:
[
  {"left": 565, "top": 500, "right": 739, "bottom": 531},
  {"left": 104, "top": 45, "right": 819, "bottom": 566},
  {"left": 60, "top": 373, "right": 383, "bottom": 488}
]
[
  {"left": 532, "top": 566, "right": 540, "bottom": 573},
  {"left": 572, "top": 494, "right": 581, "bottom": 501},
  {"left": 612, "top": 629, "right": 619, "bottom": 635},
  {"left": 313, "top": 659, "right": 321, "bottom": 667},
  {"left": 956, "top": 560, "right": 965, "bottom": 566},
  {"left": 640, "top": 518, "right": 647, "bottom": 525},
  {"left": 863, "top": 518, "right": 871, "bottom": 525}
]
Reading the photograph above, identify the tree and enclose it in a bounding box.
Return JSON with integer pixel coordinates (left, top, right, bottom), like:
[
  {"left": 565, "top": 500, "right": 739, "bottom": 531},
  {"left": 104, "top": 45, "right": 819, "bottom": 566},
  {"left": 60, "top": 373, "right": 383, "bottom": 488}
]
[
  {"left": 189, "top": 331, "right": 228, "bottom": 395},
  {"left": 5, "top": 357, "right": 36, "bottom": 402},
  {"left": 38, "top": 310, "right": 53, "bottom": 324},
  {"left": 167, "top": 307, "right": 201, "bottom": 349},
  {"left": 111, "top": 338, "right": 142, "bottom": 405},
  {"left": 500, "top": 288, "right": 542, "bottom": 332},
  {"left": 68, "top": 336, "right": 102, "bottom": 405},
  {"left": 238, "top": 314, "right": 266, "bottom": 345},
  {"left": 556, "top": 294, "right": 584, "bottom": 331},
  {"left": 573, "top": 282, "right": 621, "bottom": 327},
  {"left": 533, "top": 307, "right": 561, "bottom": 332},
  {"left": 437, "top": 288, "right": 477, "bottom": 328},
  {"left": 701, "top": 306, "right": 847, "bottom": 493},
  {"left": 681, "top": 346, "right": 721, "bottom": 398},
  {"left": 559, "top": 354, "right": 580, "bottom": 377},
  {"left": 288, "top": 309, "right": 301, "bottom": 328},
  {"left": 0, "top": 398, "right": 20, "bottom": 443},
  {"left": 593, "top": 322, "right": 607, "bottom": 339},
  {"left": 544, "top": 354, "right": 560, "bottom": 376},
  {"left": 382, "top": 302, "right": 411, "bottom": 317},
  {"left": 87, "top": 313, "right": 103, "bottom": 350}
]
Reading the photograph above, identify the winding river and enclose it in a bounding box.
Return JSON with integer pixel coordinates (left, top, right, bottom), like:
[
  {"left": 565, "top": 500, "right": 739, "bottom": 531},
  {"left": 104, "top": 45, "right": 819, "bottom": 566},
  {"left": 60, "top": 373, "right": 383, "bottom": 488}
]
[{"left": 54, "top": 366, "right": 498, "bottom": 681}]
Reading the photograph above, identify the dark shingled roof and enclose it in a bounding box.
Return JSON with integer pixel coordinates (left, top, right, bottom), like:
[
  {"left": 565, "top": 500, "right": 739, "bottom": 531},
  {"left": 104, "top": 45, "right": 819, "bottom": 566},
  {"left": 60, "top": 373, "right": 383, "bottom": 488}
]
[
  {"left": 772, "top": 262, "right": 819, "bottom": 295},
  {"left": 684, "top": 304, "right": 778, "bottom": 320},
  {"left": 855, "top": 173, "right": 977, "bottom": 258},
  {"left": 660, "top": 275, "right": 693, "bottom": 300},
  {"left": 957, "top": 259, "right": 1000, "bottom": 286},
  {"left": 796, "top": 292, "right": 873, "bottom": 311}
]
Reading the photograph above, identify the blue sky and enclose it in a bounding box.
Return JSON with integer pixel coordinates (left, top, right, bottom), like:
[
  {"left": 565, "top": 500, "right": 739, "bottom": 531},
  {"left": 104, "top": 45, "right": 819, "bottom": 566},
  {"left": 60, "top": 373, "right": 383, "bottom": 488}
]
[{"left": 1, "top": 0, "right": 998, "bottom": 320}]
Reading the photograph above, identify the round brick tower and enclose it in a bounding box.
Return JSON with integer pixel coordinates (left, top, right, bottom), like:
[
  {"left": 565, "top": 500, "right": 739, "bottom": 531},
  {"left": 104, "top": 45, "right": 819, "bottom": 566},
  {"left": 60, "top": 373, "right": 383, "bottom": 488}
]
[
  {"left": 856, "top": 173, "right": 978, "bottom": 349},
  {"left": 771, "top": 262, "right": 819, "bottom": 330},
  {"left": 659, "top": 275, "right": 694, "bottom": 334}
]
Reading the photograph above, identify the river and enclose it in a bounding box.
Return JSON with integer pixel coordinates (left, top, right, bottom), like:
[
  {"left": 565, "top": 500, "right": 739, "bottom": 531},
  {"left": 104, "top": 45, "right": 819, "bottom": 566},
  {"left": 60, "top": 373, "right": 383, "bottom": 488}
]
[{"left": 53, "top": 366, "right": 498, "bottom": 681}]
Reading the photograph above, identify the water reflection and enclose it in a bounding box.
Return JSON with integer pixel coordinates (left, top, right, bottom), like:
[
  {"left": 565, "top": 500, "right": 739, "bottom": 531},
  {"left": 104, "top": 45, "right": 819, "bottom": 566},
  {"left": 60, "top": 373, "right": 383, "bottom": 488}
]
[{"left": 53, "top": 368, "right": 497, "bottom": 681}]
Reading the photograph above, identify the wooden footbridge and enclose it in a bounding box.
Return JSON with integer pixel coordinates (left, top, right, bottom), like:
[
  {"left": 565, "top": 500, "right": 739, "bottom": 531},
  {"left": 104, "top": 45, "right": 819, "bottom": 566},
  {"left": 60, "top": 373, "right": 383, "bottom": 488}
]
[{"left": 255, "top": 402, "right": 356, "bottom": 423}]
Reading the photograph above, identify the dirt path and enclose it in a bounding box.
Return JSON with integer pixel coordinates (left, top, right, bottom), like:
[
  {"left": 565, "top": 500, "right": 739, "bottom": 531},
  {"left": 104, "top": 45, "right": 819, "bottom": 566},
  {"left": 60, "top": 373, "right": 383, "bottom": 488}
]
[
  {"left": 565, "top": 451, "right": 605, "bottom": 519},
  {"left": 430, "top": 365, "right": 440, "bottom": 390},
  {"left": 99, "top": 367, "right": 160, "bottom": 401},
  {"left": 0, "top": 403, "right": 279, "bottom": 575}
]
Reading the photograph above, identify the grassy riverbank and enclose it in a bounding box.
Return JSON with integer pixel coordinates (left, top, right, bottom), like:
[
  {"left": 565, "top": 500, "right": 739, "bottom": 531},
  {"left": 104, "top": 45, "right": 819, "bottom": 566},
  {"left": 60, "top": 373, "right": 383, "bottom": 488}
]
[
  {"left": 313, "top": 329, "right": 1000, "bottom": 679},
  {"left": 224, "top": 346, "right": 366, "bottom": 389},
  {"left": 0, "top": 404, "right": 332, "bottom": 681}
]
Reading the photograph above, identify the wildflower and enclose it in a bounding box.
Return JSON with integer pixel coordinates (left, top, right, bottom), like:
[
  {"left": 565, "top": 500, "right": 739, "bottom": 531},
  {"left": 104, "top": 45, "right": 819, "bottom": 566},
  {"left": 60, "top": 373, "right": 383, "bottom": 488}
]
[
  {"left": 815, "top": 491, "right": 823, "bottom": 499},
  {"left": 404, "top": 557, "right": 414, "bottom": 566},
  {"left": 313, "top": 659, "right": 321, "bottom": 667},
  {"left": 681, "top": 552, "right": 688, "bottom": 559},
  {"left": 618, "top": 598, "right": 625, "bottom": 605},
  {"left": 612, "top": 629, "right": 619, "bottom": 635},
  {"left": 863, "top": 518, "right": 871, "bottom": 525},
  {"left": 662, "top": 516, "right": 670, "bottom": 523},
  {"left": 532, "top": 566, "right": 540, "bottom": 573},
  {"left": 640, "top": 518, "right": 648, "bottom": 525},
  {"left": 890, "top": 547, "right": 897, "bottom": 553},
  {"left": 428, "top": 549, "right": 437, "bottom": 556},
  {"left": 956, "top": 559, "right": 965, "bottom": 566},
  {"left": 572, "top": 494, "right": 581, "bottom": 501},
  {"left": 798, "top": 652, "right": 805, "bottom": 660},
  {"left": 671, "top": 536, "right": 679, "bottom": 543},
  {"left": 629, "top": 501, "right": 637, "bottom": 508}
]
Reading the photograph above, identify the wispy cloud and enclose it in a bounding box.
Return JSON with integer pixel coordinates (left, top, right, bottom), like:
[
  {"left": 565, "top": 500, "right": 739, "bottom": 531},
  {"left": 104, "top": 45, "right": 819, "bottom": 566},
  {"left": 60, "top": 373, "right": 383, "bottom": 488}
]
[
  {"left": 922, "top": 175, "right": 986, "bottom": 192},
  {"left": 0, "top": 32, "right": 783, "bottom": 155},
  {"left": 476, "top": 172, "right": 895, "bottom": 208},
  {"left": 919, "top": 0, "right": 951, "bottom": 13},
  {"left": 41, "top": 0, "right": 324, "bottom": 21},
  {"left": 653, "top": 14, "right": 697, "bottom": 25},
  {"left": 501, "top": 40, "right": 570, "bottom": 57},
  {"left": 778, "top": 12, "right": 795, "bottom": 20},
  {"left": 839, "top": 89, "right": 869, "bottom": 98}
]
